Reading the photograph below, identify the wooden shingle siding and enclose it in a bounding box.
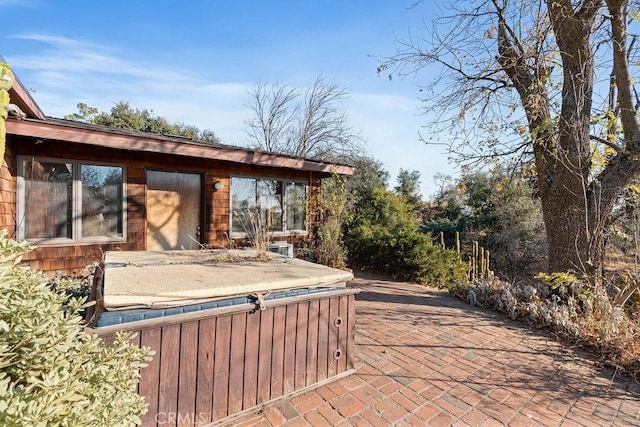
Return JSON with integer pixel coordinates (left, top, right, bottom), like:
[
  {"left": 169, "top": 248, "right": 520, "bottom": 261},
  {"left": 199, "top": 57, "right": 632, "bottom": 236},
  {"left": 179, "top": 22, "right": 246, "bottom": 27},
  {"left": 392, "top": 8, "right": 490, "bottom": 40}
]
[
  {"left": 5, "top": 137, "right": 323, "bottom": 273},
  {"left": 0, "top": 145, "right": 16, "bottom": 236},
  {"left": 93, "top": 289, "right": 357, "bottom": 427}
]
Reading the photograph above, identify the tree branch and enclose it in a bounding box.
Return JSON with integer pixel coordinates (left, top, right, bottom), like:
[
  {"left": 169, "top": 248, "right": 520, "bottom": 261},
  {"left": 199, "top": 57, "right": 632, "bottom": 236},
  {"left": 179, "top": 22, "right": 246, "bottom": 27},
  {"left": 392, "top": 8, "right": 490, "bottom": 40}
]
[{"left": 590, "top": 133, "right": 621, "bottom": 152}]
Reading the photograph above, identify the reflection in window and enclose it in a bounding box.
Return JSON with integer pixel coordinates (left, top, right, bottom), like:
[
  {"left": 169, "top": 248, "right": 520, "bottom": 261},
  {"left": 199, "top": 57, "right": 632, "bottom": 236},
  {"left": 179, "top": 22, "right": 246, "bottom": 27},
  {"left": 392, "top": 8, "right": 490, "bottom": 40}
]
[
  {"left": 286, "top": 182, "right": 307, "bottom": 231},
  {"left": 231, "top": 177, "right": 307, "bottom": 235},
  {"left": 19, "top": 157, "right": 125, "bottom": 243},
  {"left": 261, "top": 180, "right": 283, "bottom": 232},
  {"left": 231, "top": 177, "right": 257, "bottom": 233},
  {"left": 81, "top": 165, "right": 124, "bottom": 238},
  {"left": 22, "top": 160, "right": 73, "bottom": 239}
]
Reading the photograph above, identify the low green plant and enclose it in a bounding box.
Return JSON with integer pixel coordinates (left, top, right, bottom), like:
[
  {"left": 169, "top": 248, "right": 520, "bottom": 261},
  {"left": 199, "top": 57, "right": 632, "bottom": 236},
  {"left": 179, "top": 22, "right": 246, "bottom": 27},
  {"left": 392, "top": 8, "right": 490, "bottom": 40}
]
[{"left": 0, "top": 230, "right": 153, "bottom": 426}]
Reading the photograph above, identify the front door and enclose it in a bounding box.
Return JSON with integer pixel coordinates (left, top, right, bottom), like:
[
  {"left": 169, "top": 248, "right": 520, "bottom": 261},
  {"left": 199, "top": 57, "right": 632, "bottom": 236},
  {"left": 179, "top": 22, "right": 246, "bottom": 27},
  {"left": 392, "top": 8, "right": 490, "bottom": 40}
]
[{"left": 146, "top": 170, "right": 202, "bottom": 250}]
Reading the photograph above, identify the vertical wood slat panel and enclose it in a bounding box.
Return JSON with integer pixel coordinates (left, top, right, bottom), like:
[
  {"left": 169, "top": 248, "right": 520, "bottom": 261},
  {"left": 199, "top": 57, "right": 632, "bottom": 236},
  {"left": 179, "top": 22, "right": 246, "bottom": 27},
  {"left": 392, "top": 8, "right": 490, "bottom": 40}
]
[
  {"left": 177, "top": 321, "right": 198, "bottom": 427},
  {"left": 158, "top": 324, "right": 181, "bottom": 426},
  {"left": 317, "top": 298, "right": 330, "bottom": 382},
  {"left": 327, "top": 297, "right": 339, "bottom": 378},
  {"left": 346, "top": 295, "right": 356, "bottom": 371},
  {"left": 228, "top": 313, "right": 247, "bottom": 415},
  {"left": 257, "top": 308, "right": 274, "bottom": 404},
  {"left": 139, "top": 328, "right": 162, "bottom": 427},
  {"left": 98, "top": 291, "right": 357, "bottom": 426},
  {"left": 294, "top": 302, "right": 308, "bottom": 390},
  {"left": 212, "top": 316, "right": 231, "bottom": 421},
  {"left": 243, "top": 310, "right": 260, "bottom": 410},
  {"left": 130, "top": 333, "right": 142, "bottom": 395},
  {"left": 270, "top": 306, "right": 286, "bottom": 399},
  {"left": 337, "top": 295, "right": 349, "bottom": 374},
  {"left": 195, "top": 318, "right": 215, "bottom": 425},
  {"left": 130, "top": 332, "right": 142, "bottom": 347},
  {"left": 306, "top": 299, "right": 320, "bottom": 386},
  {"left": 283, "top": 305, "right": 297, "bottom": 395},
  {"left": 100, "top": 334, "right": 115, "bottom": 345}
]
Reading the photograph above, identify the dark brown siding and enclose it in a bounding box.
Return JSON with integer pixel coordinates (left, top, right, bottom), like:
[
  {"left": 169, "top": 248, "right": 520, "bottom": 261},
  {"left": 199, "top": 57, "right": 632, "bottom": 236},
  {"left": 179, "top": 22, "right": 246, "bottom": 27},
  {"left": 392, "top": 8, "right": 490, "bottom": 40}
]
[
  {"left": 0, "top": 143, "right": 15, "bottom": 236},
  {"left": 4, "top": 136, "right": 324, "bottom": 273},
  {"left": 95, "top": 290, "right": 357, "bottom": 427}
]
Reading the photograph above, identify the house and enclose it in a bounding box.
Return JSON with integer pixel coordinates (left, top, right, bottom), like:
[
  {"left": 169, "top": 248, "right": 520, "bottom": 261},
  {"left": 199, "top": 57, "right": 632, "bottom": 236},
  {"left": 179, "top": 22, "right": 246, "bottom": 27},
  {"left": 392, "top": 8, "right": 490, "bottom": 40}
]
[{"left": 2, "top": 73, "right": 354, "bottom": 274}]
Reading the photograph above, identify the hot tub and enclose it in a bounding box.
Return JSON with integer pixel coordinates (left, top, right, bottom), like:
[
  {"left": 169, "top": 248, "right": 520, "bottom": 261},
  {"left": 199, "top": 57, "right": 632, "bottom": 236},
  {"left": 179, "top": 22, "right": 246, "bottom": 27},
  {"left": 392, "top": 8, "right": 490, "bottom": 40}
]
[{"left": 86, "top": 250, "right": 358, "bottom": 427}]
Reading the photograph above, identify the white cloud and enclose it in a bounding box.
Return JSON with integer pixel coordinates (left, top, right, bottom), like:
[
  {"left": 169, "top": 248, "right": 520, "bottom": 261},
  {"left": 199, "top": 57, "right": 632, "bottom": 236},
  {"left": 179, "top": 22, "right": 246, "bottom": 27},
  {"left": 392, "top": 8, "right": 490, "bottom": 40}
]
[
  {"left": 8, "top": 34, "right": 187, "bottom": 81},
  {"left": 5, "top": 33, "right": 252, "bottom": 146}
]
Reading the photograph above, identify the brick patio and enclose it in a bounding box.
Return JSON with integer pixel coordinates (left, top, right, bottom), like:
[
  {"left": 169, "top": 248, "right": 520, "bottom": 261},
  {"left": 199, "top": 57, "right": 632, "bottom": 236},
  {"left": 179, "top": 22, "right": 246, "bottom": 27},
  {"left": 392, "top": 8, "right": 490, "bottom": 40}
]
[{"left": 232, "top": 271, "right": 640, "bottom": 426}]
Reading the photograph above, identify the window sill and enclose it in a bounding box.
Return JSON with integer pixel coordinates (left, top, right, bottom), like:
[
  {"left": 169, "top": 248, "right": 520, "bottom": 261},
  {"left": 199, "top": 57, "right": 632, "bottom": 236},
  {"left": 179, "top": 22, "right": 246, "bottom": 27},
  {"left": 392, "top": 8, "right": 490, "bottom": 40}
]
[
  {"left": 25, "top": 238, "right": 127, "bottom": 246},
  {"left": 230, "top": 231, "right": 308, "bottom": 238}
]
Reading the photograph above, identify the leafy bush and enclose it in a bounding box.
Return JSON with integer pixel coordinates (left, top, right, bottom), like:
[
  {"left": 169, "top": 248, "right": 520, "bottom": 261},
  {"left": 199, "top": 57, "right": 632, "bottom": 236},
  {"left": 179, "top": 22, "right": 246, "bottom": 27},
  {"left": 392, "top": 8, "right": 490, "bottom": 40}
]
[
  {"left": 0, "top": 231, "right": 153, "bottom": 426},
  {"left": 465, "top": 171, "right": 546, "bottom": 275},
  {"left": 344, "top": 186, "right": 467, "bottom": 286},
  {"left": 426, "top": 168, "right": 546, "bottom": 277},
  {"left": 311, "top": 174, "right": 349, "bottom": 268}
]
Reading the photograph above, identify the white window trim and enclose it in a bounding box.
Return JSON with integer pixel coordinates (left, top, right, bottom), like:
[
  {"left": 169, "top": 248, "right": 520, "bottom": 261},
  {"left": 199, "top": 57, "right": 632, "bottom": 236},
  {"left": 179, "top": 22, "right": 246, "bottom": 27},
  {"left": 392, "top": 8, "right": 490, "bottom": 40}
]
[
  {"left": 229, "top": 175, "right": 308, "bottom": 238},
  {"left": 17, "top": 156, "right": 127, "bottom": 244}
]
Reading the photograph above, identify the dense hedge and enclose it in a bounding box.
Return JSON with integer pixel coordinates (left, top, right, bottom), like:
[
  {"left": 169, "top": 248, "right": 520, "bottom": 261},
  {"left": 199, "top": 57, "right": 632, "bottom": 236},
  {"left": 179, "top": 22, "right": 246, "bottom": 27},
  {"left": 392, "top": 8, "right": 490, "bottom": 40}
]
[{"left": 344, "top": 186, "right": 466, "bottom": 286}]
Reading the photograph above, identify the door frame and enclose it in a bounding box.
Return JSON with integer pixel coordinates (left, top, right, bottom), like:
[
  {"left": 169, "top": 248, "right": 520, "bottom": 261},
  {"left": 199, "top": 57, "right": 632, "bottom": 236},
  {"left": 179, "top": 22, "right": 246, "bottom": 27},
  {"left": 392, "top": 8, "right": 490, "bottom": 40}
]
[{"left": 144, "top": 168, "right": 205, "bottom": 250}]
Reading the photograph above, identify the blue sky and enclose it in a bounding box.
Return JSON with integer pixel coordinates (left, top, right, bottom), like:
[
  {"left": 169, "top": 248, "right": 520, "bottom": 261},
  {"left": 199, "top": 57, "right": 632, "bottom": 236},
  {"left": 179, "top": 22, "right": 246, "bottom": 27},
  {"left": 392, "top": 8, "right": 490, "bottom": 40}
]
[{"left": 1, "top": 0, "right": 455, "bottom": 197}]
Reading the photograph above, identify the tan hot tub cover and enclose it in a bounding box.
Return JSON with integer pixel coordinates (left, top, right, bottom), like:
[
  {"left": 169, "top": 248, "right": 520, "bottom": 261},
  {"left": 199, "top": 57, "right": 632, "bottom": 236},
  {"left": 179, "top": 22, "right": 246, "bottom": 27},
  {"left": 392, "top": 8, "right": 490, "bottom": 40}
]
[{"left": 101, "top": 250, "right": 354, "bottom": 310}]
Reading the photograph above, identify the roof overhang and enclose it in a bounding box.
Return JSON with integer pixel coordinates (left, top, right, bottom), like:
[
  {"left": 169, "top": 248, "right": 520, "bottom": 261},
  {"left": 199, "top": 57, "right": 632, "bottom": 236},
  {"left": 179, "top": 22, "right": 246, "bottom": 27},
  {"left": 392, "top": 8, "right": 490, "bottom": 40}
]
[
  {"left": 7, "top": 75, "right": 46, "bottom": 120},
  {"left": 5, "top": 118, "right": 355, "bottom": 175}
]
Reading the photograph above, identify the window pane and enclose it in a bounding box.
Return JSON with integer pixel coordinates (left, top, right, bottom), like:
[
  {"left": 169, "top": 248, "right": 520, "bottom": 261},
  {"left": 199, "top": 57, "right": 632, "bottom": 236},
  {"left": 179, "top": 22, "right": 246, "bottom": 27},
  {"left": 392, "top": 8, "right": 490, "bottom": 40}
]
[
  {"left": 261, "top": 180, "right": 283, "bottom": 232},
  {"left": 23, "top": 159, "right": 73, "bottom": 239},
  {"left": 286, "top": 182, "right": 307, "bottom": 231},
  {"left": 231, "top": 177, "right": 257, "bottom": 233},
  {"left": 81, "top": 165, "right": 124, "bottom": 238}
]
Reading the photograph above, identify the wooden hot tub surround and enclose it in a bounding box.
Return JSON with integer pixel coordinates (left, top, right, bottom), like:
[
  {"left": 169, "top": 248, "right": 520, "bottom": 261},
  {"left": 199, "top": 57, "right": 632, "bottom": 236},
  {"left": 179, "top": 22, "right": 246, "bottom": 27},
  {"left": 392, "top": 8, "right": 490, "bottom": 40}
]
[{"left": 86, "top": 252, "right": 358, "bottom": 427}]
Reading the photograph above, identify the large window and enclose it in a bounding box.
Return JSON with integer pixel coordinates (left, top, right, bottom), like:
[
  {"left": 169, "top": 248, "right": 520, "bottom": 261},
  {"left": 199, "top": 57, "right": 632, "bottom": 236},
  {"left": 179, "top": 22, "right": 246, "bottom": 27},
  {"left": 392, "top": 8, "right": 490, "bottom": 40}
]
[
  {"left": 286, "top": 182, "right": 307, "bottom": 231},
  {"left": 231, "top": 177, "right": 307, "bottom": 235},
  {"left": 18, "top": 157, "right": 125, "bottom": 243}
]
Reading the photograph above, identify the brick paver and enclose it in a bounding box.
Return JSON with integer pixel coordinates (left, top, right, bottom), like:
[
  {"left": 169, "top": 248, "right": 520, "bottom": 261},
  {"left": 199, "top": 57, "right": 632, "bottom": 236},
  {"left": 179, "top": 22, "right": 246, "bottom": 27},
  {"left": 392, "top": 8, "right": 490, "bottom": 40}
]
[{"left": 231, "top": 272, "right": 640, "bottom": 426}]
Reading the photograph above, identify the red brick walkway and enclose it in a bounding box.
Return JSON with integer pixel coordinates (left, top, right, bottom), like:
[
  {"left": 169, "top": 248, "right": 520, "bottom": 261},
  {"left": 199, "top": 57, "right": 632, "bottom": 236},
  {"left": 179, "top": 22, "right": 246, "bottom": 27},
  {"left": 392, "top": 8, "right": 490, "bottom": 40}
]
[{"left": 234, "top": 272, "right": 640, "bottom": 426}]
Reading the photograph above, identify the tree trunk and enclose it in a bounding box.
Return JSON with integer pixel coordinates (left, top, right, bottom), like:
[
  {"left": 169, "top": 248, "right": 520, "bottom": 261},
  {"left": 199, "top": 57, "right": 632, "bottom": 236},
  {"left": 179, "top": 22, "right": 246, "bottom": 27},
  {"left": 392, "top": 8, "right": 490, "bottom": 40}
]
[
  {"left": 541, "top": 176, "right": 604, "bottom": 278},
  {"left": 537, "top": 0, "right": 601, "bottom": 277},
  {"left": 385, "top": 0, "right": 640, "bottom": 282}
]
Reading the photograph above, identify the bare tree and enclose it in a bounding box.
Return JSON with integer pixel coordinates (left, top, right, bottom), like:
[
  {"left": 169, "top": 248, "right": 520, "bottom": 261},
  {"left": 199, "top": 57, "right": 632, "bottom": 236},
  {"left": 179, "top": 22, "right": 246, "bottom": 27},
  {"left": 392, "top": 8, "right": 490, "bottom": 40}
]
[
  {"left": 380, "top": 0, "right": 640, "bottom": 280},
  {"left": 245, "top": 76, "right": 363, "bottom": 161},
  {"left": 245, "top": 82, "right": 298, "bottom": 153}
]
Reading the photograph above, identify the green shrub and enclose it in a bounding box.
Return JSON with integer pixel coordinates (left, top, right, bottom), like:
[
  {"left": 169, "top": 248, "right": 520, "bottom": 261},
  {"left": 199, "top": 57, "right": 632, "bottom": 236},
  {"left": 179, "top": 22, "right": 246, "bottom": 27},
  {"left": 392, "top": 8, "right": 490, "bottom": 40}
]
[
  {"left": 0, "top": 231, "right": 153, "bottom": 426},
  {"left": 344, "top": 187, "right": 467, "bottom": 286},
  {"left": 311, "top": 174, "right": 348, "bottom": 268},
  {"left": 427, "top": 168, "right": 546, "bottom": 277}
]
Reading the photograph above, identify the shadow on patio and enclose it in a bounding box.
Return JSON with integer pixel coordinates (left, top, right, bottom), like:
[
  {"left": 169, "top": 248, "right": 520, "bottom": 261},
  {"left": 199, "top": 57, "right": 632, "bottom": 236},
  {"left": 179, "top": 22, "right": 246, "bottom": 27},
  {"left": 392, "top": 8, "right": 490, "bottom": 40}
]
[{"left": 234, "top": 271, "right": 639, "bottom": 426}]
